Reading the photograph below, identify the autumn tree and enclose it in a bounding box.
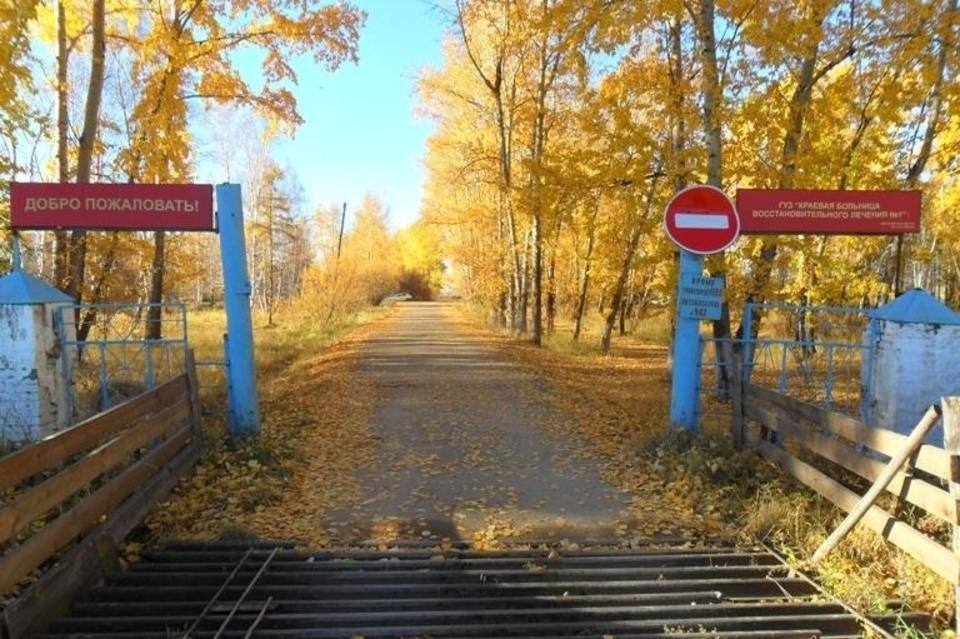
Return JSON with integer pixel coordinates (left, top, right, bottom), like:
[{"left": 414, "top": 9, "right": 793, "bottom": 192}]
[
  {"left": 0, "top": 0, "right": 40, "bottom": 270},
  {"left": 425, "top": 0, "right": 612, "bottom": 343},
  {"left": 116, "top": 0, "right": 363, "bottom": 338},
  {"left": 296, "top": 194, "right": 406, "bottom": 325},
  {"left": 421, "top": 0, "right": 960, "bottom": 356},
  {"left": 395, "top": 220, "right": 445, "bottom": 300},
  {"left": 19, "top": 1, "right": 364, "bottom": 336},
  {"left": 247, "top": 162, "right": 310, "bottom": 325}
]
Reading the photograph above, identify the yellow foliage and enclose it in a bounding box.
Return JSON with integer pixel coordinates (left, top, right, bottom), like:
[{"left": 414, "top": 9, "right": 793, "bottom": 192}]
[
  {"left": 5, "top": 1, "right": 366, "bottom": 309},
  {"left": 419, "top": 0, "right": 960, "bottom": 336},
  {"left": 287, "top": 194, "right": 425, "bottom": 325},
  {"left": 395, "top": 220, "right": 446, "bottom": 296},
  {"left": 0, "top": 0, "right": 38, "bottom": 183},
  {"left": 118, "top": 1, "right": 365, "bottom": 182}
]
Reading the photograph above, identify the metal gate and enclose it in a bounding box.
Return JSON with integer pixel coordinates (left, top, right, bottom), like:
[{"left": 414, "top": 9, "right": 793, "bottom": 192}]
[
  {"left": 54, "top": 302, "right": 190, "bottom": 423},
  {"left": 700, "top": 302, "right": 876, "bottom": 429}
]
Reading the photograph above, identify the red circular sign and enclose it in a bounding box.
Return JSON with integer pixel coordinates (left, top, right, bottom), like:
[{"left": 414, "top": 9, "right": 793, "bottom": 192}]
[{"left": 663, "top": 185, "right": 740, "bottom": 254}]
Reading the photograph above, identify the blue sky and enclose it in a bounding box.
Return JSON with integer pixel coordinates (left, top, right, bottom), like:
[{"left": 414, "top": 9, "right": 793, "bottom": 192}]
[{"left": 274, "top": 0, "right": 450, "bottom": 230}]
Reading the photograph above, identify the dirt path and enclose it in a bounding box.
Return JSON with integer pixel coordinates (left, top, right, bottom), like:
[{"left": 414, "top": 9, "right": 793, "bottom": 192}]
[{"left": 321, "top": 302, "right": 633, "bottom": 544}]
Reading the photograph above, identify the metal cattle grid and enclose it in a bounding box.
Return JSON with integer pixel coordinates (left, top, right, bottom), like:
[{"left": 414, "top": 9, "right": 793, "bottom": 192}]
[{"left": 37, "top": 540, "right": 915, "bottom": 638}]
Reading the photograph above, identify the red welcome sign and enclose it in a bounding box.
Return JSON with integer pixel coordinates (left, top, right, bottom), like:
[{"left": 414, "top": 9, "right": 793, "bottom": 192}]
[
  {"left": 10, "top": 182, "right": 215, "bottom": 231},
  {"left": 737, "top": 189, "right": 920, "bottom": 235}
]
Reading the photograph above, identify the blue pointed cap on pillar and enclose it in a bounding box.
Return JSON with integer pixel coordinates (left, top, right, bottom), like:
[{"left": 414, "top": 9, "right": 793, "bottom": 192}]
[
  {"left": 0, "top": 270, "right": 74, "bottom": 305},
  {"left": 871, "top": 288, "right": 960, "bottom": 325}
]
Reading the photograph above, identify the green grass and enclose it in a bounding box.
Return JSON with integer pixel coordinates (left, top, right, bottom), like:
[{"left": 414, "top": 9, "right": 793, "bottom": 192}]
[
  {"left": 461, "top": 301, "right": 674, "bottom": 358},
  {"left": 627, "top": 312, "right": 673, "bottom": 345},
  {"left": 541, "top": 331, "right": 603, "bottom": 357},
  {"left": 183, "top": 303, "right": 385, "bottom": 444},
  {"left": 186, "top": 305, "right": 382, "bottom": 371}
]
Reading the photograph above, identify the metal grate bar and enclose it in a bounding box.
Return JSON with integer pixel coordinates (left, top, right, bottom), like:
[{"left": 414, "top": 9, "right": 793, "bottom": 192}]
[
  {"left": 180, "top": 547, "right": 253, "bottom": 638},
  {"left": 242, "top": 596, "right": 273, "bottom": 639},
  {"left": 211, "top": 547, "right": 278, "bottom": 639}
]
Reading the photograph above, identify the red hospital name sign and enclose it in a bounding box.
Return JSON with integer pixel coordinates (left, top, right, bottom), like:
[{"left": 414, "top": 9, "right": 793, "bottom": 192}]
[
  {"left": 737, "top": 189, "right": 920, "bottom": 235},
  {"left": 10, "top": 182, "right": 215, "bottom": 231}
]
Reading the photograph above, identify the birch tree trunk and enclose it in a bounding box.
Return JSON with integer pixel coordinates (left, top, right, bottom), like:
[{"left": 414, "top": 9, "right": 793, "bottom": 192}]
[
  {"left": 67, "top": 0, "right": 106, "bottom": 303},
  {"left": 689, "top": 0, "right": 734, "bottom": 393},
  {"left": 531, "top": 214, "right": 542, "bottom": 345},
  {"left": 599, "top": 225, "right": 641, "bottom": 354},
  {"left": 572, "top": 203, "right": 597, "bottom": 342},
  {"left": 665, "top": 12, "right": 687, "bottom": 375},
  {"left": 600, "top": 180, "right": 658, "bottom": 353},
  {"left": 690, "top": 0, "right": 722, "bottom": 187},
  {"left": 455, "top": 1, "right": 522, "bottom": 331},
  {"left": 545, "top": 219, "right": 560, "bottom": 334},
  {"left": 894, "top": 0, "right": 956, "bottom": 292},
  {"left": 54, "top": 0, "right": 69, "bottom": 290}
]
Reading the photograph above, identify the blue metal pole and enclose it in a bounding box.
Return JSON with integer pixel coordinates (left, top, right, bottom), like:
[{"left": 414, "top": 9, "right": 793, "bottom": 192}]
[
  {"left": 11, "top": 233, "right": 22, "bottom": 271},
  {"left": 861, "top": 319, "right": 879, "bottom": 426},
  {"left": 216, "top": 183, "right": 260, "bottom": 436},
  {"left": 54, "top": 306, "right": 75, "bottom": 422},
  {"left": 669, "top": 249, "right": 704, "bottom": 430},
  {"left": 741, "top": 302, "right": 753, "bottom": 383}
]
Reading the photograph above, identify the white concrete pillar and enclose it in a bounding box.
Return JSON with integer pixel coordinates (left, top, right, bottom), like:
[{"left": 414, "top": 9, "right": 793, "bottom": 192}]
[
  {"left": 863, "top": 289, "right": 960, "bottom": 444},
  {"left": 0, "top": 270, "right": 74, "bottom": 443}
]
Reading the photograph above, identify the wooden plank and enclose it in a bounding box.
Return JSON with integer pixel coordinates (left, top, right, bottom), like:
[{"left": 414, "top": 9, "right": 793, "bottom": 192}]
[
  {"left": 942, "top": 396, "right": 960, "bottom": 637},
  {"left": 0, "top": 425, "right": 195, "bottom": 594},
  {"left": 0, "top": 399, "right": 190, "bottom": 545},
  {"left": 0, "top": 375, "right": 189, "bottom": 492},
  {"left": 746, "top": 432, "right": 958, "bottom": 584},
  {"left": 746, "top": 403, "right": 954, "bottom": 523},
  {"left": 812, "top": 405, "right": 942, "bottom": 563},
  {"left": 1, "top": 436, "right": 202, "bottom": 639},
  {"left": 746, "top": 383, "right": 950, "bottom": 478}
]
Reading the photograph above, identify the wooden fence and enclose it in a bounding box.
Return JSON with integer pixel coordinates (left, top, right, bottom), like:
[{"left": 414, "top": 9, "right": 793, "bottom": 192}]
[
  {"left": 0, "top": 355, "right": 202, "bottom": 639},
  {"left": 733, "top": 380, "right": 960, "bottom": 627}
]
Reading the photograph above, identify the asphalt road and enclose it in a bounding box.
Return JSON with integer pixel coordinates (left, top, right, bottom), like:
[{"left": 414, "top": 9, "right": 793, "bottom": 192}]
[{"left": 322, "top": 302, "right": 632, "bottom": 544}]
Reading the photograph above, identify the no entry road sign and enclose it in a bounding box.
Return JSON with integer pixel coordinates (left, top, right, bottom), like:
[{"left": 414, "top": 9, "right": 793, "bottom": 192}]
[{"left": 664, "top": 185, "right": 740, "bottom": 254}]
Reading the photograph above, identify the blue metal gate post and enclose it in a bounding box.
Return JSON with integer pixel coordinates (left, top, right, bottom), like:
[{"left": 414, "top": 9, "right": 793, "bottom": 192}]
[
  {"left": 216, "top": 184, "right": 260, "bottom": 436},
  {"left": 860, "top": 319, "right": 879, "bottom": 425},
  {"left": 741, "top": 302, "right": 754, "bottom": 384},
  {"left": 669, "top": 249, "right": 704, "bottom": 430}
]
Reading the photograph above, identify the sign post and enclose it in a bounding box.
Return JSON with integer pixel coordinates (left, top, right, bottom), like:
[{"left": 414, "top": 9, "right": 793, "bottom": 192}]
[
  {"left": 216, "top": 184, "right": 261, "bottom": 436},
  {"left": 663, "top": 185, "right": 740, "bottom": 431},
  {"left": 670, "top": 250, "right": 707, "bottom": 429},
  {"left": 9, "top": 181, "right": 261, "bottom": 437}
]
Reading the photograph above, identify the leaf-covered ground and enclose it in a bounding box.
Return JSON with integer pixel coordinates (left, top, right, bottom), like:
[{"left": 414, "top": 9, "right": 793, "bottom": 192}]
[
  {"left": 445, "top": 306, "right": 763, "bottom": 543},
  {"left": 148, "top": 302, "right": 748, "bottom": 548},
  {"left": 143, "top": 312, "right": 391, "bottom": 544},
  {"left": 316, "top": 301, "right": 635, "bottom": 547}
]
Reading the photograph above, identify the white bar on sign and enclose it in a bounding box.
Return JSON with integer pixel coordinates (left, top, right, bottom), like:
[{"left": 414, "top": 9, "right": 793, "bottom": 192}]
[{"left": 675, "top": 212, "right": 729, "bottom": 229}]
